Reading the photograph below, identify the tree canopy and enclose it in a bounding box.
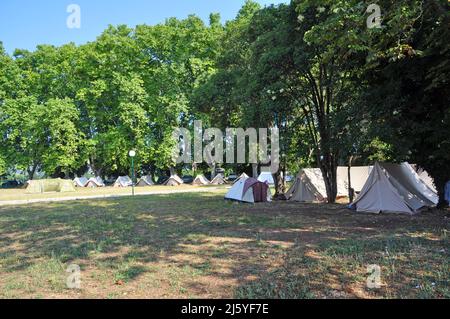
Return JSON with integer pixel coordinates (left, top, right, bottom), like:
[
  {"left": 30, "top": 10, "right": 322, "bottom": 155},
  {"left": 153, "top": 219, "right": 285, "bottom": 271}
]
[{"left": 0, "top": 0, "right": 448, "bottom": 206}]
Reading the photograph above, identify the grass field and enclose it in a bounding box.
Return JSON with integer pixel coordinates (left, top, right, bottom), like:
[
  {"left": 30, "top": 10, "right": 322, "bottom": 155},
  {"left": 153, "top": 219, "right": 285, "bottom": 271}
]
[{"left": 0, "top": 190, "right": 448, "bottom": 299}]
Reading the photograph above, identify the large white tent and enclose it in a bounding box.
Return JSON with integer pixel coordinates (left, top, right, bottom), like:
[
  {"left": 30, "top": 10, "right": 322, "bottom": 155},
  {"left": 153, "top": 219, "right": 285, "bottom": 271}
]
[
  {"left": 26, "top": 179, "right": 76, "bottom": 193},
  {"left": 286, "top": 166, "right": 373, "bottom": 202},
  {"left": 192, "top": 175, "right": 210, "bottom": 186},
  {"left": 137, "top": 175, "right": 154, "bottom": 186},
  {"left": 73, "top": 177, "right": 88, "bottom": 187},
  {"left": 164, "top": 175, "right": 184, "bottom": 186},
  {"left": 114, "top": 176, "right": 133, "bottom": 188},
  {"left": 350, "top": 162, "right": 438, "bottom": 214},
  {"left": 257, "top": 171, "right": 274, "bottom": 185},
  {"left": 225, "top": 177, "right": 271, "bottom": 203}
]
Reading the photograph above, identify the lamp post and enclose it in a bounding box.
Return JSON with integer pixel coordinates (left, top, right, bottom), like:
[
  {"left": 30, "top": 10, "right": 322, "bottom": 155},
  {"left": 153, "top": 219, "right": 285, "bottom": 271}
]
[{"left": 129, "top": 150, "right": 136, "bottom": 196}]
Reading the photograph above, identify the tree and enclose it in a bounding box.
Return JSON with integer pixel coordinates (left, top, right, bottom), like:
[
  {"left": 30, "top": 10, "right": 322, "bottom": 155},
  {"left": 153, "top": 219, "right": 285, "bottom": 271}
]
[
  {"left": 263, "top": 1, "right": 365, "bottom": 202},
  {"left": 359, "top": 0, "right": 450, "bottom": 207},
  {"left": 135, "top": 14, "right": 224, "bottom": 176},
  {"left": 0, "top": 97, "right": 84, "bottom": 179},
  {"left": 192, "top": 1, "right": 266, "bottom": 180}
]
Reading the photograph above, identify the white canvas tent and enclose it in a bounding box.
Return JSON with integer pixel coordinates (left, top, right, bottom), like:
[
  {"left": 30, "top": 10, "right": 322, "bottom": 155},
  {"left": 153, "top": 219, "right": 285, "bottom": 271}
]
[
  {"left": 114, "top": 176, "right": 133, "bottom": 188},
  {"left": 73, "top": 177, "right": 88, "bottom": 187},
  {"left": 286, "top": 168, "right": 349, "bottom": 202},
  {"left": 337, "top": 166, "right": 373, "bottom": 193},
  {"left": 350, "top": 162, "right": 438, "bottom": 214},
  {"left": 137, "top": 175, "right": 154, "bottom": 186},
  {"left": 257, "top": 172, "right": 274, "bottom": 185},
  {"left": 85, "top": 176, "right": 105, "bottom": 188},
  {"left": 164, "top": 175, "right": 184, "bottom": 186},
  {"left": 192, "top": 175, "right": 210, "bottom": 186},
  {"left": 26, "top": 179, "right": 76, "bottom": 193},
  {"left": 286, "top": 166, "right": 372, "bottom": 202},
  {"left": 225, "top": 177, "right": 271, "bottom": 203},
  {"left": 211, "top": 173, "right": 226, "bottom": 185},
  {"left": 415, "top": 168, "right": 437, "bottom": 193}
]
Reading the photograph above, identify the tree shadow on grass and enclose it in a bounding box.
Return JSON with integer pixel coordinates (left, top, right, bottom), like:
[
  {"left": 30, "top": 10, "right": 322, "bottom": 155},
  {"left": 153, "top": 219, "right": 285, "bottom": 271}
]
[
  {"left": 0, "top": 193, "right": 448, "bottom": 297},
  {"left": 233, "top": 232, "right": 449, "bottom": 299}
]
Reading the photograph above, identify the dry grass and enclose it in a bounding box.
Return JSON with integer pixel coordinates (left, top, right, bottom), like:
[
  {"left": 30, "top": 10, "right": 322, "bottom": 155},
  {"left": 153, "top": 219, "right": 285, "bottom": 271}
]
[{"left": 0, "top": 190, "right": 448, "bottom": 299}]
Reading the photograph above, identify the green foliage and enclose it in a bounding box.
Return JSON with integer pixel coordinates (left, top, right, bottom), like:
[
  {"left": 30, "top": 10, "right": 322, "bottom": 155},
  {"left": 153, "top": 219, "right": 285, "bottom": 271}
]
[
  {"left": 0, "top": 0, "right": 447, "bottom": 205},
  {"left": 356, "top": 0, "right": 450, "bottom": 205},
  {"left": 0, "top": 96, "right": 83, "bottom": 178}
]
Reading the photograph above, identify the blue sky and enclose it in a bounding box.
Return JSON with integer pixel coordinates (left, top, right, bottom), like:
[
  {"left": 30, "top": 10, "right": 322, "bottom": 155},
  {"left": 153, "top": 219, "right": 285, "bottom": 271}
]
[{"left": 0, "top": 0, "right": 288, "bottom": 54}]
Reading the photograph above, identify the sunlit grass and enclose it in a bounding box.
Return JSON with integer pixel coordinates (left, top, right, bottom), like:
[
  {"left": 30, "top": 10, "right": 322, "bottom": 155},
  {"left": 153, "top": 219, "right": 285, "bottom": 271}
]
[{"left": 0, "top": 192, "right": 448, "bottom": 299}]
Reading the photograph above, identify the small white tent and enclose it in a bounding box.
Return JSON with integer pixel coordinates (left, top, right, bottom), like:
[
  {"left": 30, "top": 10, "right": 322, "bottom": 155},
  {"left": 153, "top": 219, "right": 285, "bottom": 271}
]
[
  {"left": 225, "top": 177, "right": 271, "bottom": 203},
  {"left": 114, "top": 176, "right": 133, "bottom": 188},
  {"left": 137, "top": 176, "right": 154, "bottom": 187},
  {"left": 74, "top": 177, "right": 88, "bottom": 187},
  {"left": 85, "top": 176, "right": 105, "bottom": 188},
  {"left": 164, "top": 175, "right": 184, "bottom": 186},
  {"left": 257, "top": 172, "right": 275, "bottom": 185},
  {"left": 350, "top": 162, "right": 438, "bottom": 214},
  {"left": 192, "top": 175, "right": 210, "bottom": 186},
  {"left": 211, "top": 173, "right": 226, "bottom": 185}
]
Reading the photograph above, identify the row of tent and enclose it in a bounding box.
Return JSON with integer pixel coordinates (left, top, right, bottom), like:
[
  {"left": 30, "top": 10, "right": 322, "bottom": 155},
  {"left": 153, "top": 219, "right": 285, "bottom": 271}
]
[
  {"left": 225, "top": 162, "right": 446, "bottom": 215},
  {"left": 73, "top": 174, "right": 227, "bottom": 188},
  {"left": 285, "top": 162, "right": 440, "bottom": 214},
  {"left": 164, "top": 174, "right": 226, "bottom": 186}
]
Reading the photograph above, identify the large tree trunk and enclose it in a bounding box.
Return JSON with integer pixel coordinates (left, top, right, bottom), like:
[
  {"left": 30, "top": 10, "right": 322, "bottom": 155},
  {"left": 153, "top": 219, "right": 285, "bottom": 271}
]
[
  {"left": 273, "top": 170, "right": 285, "bottom": 199},
  {"left": 421, "top": 164, "right": 449, "bottom": 209},
  {"left": 316, "top": 126, "right": 338, "bottom": 203},
  {"left": 210, "top": 163, "right": 216, "bottom": 179},
  {"left": 148, "top": 164, "right": 156, "bottom": 182},
  {"left": 433, "top": 175, "right": 449, "bottom": 209},
  {"left": 192, "top": 163, "right": 197, "bottom": 177},
  {"left": 169, "top": 167, "right": 176, "bottom": 176},
  {"left": 319, "top": 153, "right": 338, "bottom": 203}
]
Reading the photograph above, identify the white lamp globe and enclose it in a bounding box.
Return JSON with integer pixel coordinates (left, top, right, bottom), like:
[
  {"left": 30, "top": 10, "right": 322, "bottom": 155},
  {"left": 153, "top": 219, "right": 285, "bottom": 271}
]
[{"left": 129, "top": 150, "right": 136, "bottom": 157}]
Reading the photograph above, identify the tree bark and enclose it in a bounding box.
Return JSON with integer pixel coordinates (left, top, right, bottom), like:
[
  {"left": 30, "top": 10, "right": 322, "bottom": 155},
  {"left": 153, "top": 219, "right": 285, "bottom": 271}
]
[
  {"left": 27, "top": 163, "right": 38, "bottom": 180},
  {"left": 434, "top": 176, "right": 449, "bottom": 209},
  {"left": 210, "top": 163, "right": 216, "bottom": 179},
  {"left": 89, "top": 156, "right": 102, "bottom": 177},
  {"left": 348, "top": 156, "right": 355, "bottom": 203},
  {"left": 273, "top": 170, "right": 285, "bottom": 198}
]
